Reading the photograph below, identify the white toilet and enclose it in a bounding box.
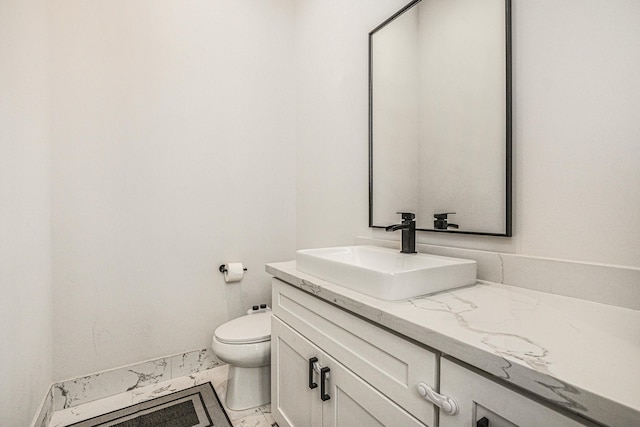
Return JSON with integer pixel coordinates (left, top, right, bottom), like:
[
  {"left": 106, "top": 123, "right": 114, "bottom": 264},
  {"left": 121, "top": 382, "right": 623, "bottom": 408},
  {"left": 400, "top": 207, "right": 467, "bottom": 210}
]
[{"left": 211, "top": 308, "right": 272, "bottom": 410}]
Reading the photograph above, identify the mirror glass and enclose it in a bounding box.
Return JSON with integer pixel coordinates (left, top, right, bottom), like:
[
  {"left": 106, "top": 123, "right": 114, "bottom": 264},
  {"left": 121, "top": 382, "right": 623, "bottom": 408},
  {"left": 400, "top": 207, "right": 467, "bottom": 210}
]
[{"left": 369, "top": 0, "right": 512, "bottom": 236}]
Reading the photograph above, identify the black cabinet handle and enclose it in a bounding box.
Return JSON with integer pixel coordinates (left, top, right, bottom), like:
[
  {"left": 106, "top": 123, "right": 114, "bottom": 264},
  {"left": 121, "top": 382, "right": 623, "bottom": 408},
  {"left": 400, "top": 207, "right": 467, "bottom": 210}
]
[
  {"left": 477, "top": 417, "right": 489, "bottom": 427},
  {"left": 320, "top": 366, "right": 331, "bottom": 401},
  {"left": 308, "top": 357, "right": 318, "bottom": 389}
]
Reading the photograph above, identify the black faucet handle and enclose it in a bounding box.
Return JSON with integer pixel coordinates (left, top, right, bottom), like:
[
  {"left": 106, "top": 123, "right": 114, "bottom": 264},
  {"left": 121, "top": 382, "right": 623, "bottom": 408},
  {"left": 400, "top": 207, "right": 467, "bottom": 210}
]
[
  {"left": 434, "top": 212, "right": 458, "bottom": 230},
  {"left": 396, "top": 212, "right": 415, "bottom": 221}
]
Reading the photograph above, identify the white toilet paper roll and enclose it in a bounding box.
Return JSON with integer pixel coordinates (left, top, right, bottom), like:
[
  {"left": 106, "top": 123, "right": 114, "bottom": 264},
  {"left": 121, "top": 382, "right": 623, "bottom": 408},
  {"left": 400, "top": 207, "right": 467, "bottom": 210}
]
[{"left": 224, "top": 262, "right": 245, "bottom": 283}]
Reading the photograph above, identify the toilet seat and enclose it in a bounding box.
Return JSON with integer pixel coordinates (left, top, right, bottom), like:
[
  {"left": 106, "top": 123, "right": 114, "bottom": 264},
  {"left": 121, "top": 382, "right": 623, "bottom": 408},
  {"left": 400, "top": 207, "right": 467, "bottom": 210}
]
[{"left": 214, "top": 312, "right": 271, "bottom": 344}]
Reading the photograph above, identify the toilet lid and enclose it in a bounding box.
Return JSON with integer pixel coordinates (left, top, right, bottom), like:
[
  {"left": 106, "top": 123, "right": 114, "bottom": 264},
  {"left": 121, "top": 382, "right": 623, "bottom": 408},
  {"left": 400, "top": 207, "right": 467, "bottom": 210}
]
[{"left": 214, "top": 312, "right": 271, "bottom": 344}]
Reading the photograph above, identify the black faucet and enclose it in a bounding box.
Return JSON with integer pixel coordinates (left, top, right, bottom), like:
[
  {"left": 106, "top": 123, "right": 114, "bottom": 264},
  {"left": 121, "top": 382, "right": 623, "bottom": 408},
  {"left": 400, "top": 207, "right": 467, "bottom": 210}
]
[
  {"left": 385, "top": 212, "right": 417, "bottom": 254},
  {"left": 434, "top": 212, "right": 459, "bottom": 230}
]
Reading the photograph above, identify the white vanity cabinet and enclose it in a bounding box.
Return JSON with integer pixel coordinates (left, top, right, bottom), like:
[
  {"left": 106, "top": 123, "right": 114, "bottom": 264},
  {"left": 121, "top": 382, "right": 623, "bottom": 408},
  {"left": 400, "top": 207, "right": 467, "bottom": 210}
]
[
  {"left": 438, "top": 358, "right": 589, "bottom": 427},
  {"left": 271, "top": 279, "right": 438, "bottom": 427},
  {"left": 271, "top": 277, "right": 594, "bottom": 427}
]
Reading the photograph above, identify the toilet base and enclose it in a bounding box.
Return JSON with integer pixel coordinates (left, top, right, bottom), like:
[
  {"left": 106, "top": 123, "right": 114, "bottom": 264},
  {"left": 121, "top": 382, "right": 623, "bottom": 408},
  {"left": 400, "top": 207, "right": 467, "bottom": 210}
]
[{"left": 225, "top": 365, "right": 271, "bottom": 410}]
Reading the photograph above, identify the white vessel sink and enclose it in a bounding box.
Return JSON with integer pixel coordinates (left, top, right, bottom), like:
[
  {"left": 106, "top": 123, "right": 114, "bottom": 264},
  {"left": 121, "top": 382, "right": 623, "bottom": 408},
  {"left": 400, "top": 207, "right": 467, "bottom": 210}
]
[{"left": 296, "top": 245, "right": 477, "bottom": 300}]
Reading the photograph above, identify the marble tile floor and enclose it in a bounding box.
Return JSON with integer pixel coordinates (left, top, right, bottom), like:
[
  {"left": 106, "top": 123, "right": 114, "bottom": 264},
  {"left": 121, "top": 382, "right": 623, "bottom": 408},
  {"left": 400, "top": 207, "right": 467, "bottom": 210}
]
[{"left": 48, "top": 364, "right": 275, "bottom": 427}]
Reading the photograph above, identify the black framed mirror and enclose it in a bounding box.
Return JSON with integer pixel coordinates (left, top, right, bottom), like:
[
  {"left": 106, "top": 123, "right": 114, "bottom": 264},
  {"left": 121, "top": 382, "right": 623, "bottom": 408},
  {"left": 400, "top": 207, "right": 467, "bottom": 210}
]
[{"left": 369, "top": 0, "right": 512, "bottom": 236}]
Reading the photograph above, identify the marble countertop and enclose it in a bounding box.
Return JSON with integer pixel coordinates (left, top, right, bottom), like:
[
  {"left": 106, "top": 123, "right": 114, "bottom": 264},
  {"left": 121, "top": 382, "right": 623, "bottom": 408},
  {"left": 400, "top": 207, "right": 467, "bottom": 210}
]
[{"left": 266, "top": 261, "right": 640, "bottom": 427}]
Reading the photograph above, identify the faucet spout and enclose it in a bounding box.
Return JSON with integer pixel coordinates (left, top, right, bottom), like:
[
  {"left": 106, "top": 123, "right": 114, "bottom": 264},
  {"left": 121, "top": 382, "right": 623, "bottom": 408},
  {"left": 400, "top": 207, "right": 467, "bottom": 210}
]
[
  {"left": 385, "top": 212, "right": 417, "bottom": 254},
  {"left": 385, "top": 223, "right": 407, "bottom": 232}
]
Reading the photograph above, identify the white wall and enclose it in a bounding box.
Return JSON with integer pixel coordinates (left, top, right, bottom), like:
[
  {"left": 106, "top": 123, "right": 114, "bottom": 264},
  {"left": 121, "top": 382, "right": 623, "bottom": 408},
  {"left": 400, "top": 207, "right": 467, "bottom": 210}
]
[
  {"left": 50, "top": 0, "right": 296, "bottom": 381},
  {"left": 295, "top": 0, "right": 640, "bottom": 268},
  {"left": 295, "top": 0, "right": 410, "bottom": 249},
  {"left": 511, "top": 0, "right": 640, "bottom": 266},
  {"left": 0, "top": 0, "right": 53, "bottom": 424}
]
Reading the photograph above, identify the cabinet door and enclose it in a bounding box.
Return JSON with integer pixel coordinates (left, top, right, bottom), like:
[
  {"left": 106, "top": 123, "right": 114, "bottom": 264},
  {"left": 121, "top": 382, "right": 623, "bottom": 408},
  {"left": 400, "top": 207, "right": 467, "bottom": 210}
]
[
  {"left": 321, "top": 350, "right": 427, "bottom": 427},
  {"left": 274, "top": 315, "right": 428, "bottom": 427},
  {"left": 439, "top": 358, "right": 590, "bottom": 427},
  {"left": 272, "top": 279, "right": 437, "bottom": 426},
  {"left": 272, "top": 317, "right": 323, "bottom": 427}
]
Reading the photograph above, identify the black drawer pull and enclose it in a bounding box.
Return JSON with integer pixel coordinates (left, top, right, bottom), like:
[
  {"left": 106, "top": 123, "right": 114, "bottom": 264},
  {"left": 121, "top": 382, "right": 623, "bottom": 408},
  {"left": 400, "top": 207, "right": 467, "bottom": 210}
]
[
  {"left": 320, "top": 366, "right": 331, "bottom": 401},
  {"left": 308, "top": 357, "right": 318, "bottom": 389},
  {"left": 477, "top": 417, "right": 489, "bottom": 427}
]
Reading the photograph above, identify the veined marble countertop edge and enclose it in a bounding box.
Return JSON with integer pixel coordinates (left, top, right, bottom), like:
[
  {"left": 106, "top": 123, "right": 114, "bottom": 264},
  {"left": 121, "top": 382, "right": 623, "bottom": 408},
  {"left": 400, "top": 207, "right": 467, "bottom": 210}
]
[{"left": 266, "top": 261, "right": 640, "bottom": 427}]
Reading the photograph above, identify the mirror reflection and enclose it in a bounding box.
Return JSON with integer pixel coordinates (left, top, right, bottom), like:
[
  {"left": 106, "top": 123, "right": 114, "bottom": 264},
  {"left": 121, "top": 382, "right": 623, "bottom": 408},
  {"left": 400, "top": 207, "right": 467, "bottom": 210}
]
[{"left": 369, "top": 0, "right": 512, "bottom": 236}]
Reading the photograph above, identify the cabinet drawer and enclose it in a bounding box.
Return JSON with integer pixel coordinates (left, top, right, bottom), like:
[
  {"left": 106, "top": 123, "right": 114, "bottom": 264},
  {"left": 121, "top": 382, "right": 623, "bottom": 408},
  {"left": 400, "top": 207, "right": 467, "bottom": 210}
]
[
  {"left": 272, "top": 279, "right": 437, "bottom": 426},
  {"left": 439, "top": 358, "right": 592, "bottom": 427}
]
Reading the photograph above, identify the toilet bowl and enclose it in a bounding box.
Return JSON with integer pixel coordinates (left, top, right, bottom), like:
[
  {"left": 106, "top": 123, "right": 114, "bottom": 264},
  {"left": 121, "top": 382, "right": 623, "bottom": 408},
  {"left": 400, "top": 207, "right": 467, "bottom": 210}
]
[{"left": 212, "top": 309, "right": 271, "bottom": 410}]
